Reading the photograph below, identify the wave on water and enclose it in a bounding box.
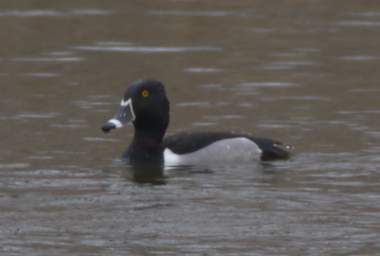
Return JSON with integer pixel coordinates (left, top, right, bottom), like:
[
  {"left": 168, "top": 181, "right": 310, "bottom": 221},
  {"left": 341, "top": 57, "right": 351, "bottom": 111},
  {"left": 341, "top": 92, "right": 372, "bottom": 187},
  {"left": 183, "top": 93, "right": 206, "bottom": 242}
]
[{"left": 0, "top": 9, "right": 112, "bottom": 17}]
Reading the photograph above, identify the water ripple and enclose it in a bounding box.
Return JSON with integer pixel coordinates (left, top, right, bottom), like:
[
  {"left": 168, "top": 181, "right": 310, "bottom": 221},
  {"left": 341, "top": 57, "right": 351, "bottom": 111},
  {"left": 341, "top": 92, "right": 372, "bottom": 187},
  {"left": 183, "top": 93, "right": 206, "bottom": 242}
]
[
  {"left": 184, "top": 67, "right": 222, "bottom": 73},
  {"left": 0, "top": 163, "right": 30, "bottom": 169},
  {"left": 340, "top": 56, "right": 378, "bottom": 61},
  {"left": 238, "top": 82, "right": 298, "bottom": 88},
  {"left": 73, "top": 98, "right": 113, "bottom": 111},
  {"left": 148, "top": 10, "right": 251, "bottom": 17},
  {"left": 350, "top": 12, "right": 380, "bottom": 17},
  {"left": 176, "top": 102, "right": 210, "bottom": 107},
  {"left": 200, "top": 82, "right": 297, "bottom": 94},
  {"left": 337, "top": 20, "right": 380, "bottom": 27},
  {"left": 272, "top": 96, "right": 331, "bottom": 102},
  {"left": 21, "top": 72, "right": 61, "bottom": 78},
  {"left": 50, "top": 123, "right": 88, "bottom": 129},
  {"left": 83, "top": 137, "right": 118, "bottom": 142},
  {"left": 13, "top": 112, "right": 61, "bottom": 120},
  {"left": 73, "top": 44, "right": 222, "bottom": 54},
  {"left": 337, "top": 110, "right": 380, "bottom": 115},
  {"left": 204, "top": 114, "right": 245, "bottom": 120},
  {"left": 12, "top": 57, "right": 83, "bottom": 63},
  {"left": 0, "top": 9, "right": 112, "bottom": 17},
  {"left": 262, "top": 61, "right": 316, "bottom": 70},
  {"left": 349, "top": 88, "right": 380, "bottom": 93}
]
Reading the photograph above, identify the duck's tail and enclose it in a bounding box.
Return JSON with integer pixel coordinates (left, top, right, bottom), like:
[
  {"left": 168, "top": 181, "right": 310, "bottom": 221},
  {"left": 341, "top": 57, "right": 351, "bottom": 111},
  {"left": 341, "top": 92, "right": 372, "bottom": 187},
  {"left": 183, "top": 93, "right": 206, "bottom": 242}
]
[{"left": 250, "top": 137, "right": 294, "bottom": 161}]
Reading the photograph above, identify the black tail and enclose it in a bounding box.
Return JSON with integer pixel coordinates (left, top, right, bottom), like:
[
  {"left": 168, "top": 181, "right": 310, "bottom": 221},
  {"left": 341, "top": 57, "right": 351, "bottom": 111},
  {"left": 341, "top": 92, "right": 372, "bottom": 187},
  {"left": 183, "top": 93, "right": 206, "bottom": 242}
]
[{"left": 250, "top": 137, "right": 293, "bottom": 161}]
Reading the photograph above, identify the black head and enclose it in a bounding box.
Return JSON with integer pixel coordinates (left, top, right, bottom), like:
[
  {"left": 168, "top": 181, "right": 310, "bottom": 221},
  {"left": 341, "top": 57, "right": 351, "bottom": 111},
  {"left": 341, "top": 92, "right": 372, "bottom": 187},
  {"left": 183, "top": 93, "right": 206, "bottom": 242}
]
[{"left": 101, "top": 80, "right": 170, "bottom": 139}]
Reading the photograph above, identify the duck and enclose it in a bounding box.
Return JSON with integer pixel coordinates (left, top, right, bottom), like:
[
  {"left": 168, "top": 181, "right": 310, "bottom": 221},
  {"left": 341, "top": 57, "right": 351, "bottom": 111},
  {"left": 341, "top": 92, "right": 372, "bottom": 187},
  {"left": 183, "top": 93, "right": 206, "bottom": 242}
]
[{"left": 101, "top": 80, "right": 292, "bottom": 166}]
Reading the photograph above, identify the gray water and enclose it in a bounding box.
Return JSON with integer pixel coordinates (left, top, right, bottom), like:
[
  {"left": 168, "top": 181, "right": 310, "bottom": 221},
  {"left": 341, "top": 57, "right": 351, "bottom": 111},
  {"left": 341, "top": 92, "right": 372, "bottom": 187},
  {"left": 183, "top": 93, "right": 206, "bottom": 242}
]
[{"left": 1, "top": 0, "right": 380, "bottom": 255}]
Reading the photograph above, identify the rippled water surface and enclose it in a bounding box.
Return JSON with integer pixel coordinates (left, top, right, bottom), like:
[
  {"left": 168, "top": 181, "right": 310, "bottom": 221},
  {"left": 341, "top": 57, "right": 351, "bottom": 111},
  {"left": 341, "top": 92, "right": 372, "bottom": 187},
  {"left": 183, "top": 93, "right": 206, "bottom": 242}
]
[{"left": 1, "top": 0, "right": 380, "bottom": 255}]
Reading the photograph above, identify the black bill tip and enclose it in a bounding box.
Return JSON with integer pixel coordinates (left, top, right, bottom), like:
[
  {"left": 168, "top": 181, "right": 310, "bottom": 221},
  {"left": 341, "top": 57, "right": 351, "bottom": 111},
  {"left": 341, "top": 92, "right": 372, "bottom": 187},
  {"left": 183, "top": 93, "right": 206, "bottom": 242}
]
[{"left": 101, "top": 122, "right": 116, "bottom": 133}]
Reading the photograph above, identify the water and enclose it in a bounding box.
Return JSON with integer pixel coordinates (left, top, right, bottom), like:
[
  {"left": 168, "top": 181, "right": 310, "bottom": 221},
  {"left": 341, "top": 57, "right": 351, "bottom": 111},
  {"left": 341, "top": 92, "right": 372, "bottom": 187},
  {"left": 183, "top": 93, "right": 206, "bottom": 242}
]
[{"left": 1, "top": 0, "right": 380, "bottom": 255}]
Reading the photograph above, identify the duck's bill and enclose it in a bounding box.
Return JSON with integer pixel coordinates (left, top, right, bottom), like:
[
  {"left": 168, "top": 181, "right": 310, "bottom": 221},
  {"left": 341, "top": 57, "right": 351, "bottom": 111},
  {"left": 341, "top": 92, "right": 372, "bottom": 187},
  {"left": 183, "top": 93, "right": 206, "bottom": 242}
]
[{"left": 101, "top": 98, "right": 135, "bottom": 133}]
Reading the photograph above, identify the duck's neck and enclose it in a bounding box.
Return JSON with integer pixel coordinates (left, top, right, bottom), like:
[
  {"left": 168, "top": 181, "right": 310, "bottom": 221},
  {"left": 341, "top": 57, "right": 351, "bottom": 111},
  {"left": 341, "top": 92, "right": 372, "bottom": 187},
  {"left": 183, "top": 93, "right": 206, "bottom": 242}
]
[
  {"left": 133, "top": 129, "right": 165, "bottom": 147},
  {"left": 126, "top": 129, "right": 166, "bottom": 163}
]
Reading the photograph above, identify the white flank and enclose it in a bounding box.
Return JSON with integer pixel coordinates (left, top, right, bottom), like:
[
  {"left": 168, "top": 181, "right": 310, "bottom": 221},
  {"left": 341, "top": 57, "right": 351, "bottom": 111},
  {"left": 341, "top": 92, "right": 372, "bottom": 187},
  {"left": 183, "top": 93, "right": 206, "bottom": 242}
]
[{"left": 164, "top": 137, "right": 262, "bottom": 166}]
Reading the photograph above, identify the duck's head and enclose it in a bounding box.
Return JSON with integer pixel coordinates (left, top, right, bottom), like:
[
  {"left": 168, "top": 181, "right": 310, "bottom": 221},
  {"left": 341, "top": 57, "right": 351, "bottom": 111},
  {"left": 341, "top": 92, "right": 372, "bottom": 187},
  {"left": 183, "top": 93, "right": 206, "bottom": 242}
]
[{"left": 101, "top": 80, "right": 169, "bottom": 136}]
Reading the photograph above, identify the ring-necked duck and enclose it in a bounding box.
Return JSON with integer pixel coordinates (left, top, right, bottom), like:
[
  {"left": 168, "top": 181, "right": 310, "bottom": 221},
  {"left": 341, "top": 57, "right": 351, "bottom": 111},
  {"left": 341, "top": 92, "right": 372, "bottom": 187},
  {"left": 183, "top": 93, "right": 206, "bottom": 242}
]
[{"left": 102, "top": 80, "right": 292, "bottom": 165}]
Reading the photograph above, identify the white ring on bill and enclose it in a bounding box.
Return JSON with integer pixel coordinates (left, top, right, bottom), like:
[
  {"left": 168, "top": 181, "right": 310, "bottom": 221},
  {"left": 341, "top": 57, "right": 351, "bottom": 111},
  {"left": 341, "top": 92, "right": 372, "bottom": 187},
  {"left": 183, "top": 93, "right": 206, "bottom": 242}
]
[{"left": 108, "top": 118, "right": 123, "bottom": 128}]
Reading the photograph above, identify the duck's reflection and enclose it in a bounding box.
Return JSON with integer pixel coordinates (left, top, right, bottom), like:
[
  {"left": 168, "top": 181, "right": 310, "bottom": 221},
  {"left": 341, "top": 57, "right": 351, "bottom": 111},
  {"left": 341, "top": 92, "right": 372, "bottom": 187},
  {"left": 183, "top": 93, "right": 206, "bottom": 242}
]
[{"left": 124, "top": 163, "right": 166, "bottom": 185}]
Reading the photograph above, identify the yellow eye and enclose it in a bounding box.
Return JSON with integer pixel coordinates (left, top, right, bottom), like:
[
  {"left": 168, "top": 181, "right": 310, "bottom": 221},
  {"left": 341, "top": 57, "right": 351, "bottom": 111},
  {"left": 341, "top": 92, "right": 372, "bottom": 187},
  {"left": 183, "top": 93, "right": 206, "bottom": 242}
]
[{"left": 141, "top": 89, "right": 149, "bottom": 98}]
